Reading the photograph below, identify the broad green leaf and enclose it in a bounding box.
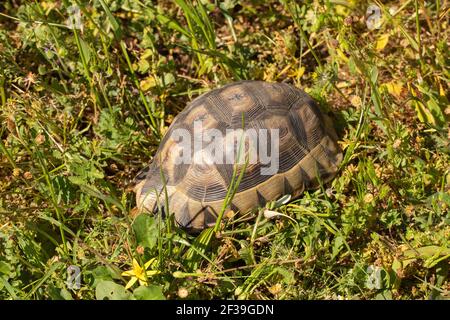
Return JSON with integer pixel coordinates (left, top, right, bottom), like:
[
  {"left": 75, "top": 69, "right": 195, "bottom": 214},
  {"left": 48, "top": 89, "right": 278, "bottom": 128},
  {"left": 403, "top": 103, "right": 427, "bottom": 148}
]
[
  {"left": 96, "top": 280, "right": 130, "bottom": 300},
  {"left": 90, "top": 266, "right": 120, "bottom": 287},
  {"left": 403, "top": 246, "right": 450, "bottom": 259},
  {"left": 133, "top": 285, "right": 165, "bottom": 300},
  {"left": 132, "top": 214, "right": 158, "bottom": 249},
  {"left": 0, "top": 261, "right": 10, "bottom": 275}
]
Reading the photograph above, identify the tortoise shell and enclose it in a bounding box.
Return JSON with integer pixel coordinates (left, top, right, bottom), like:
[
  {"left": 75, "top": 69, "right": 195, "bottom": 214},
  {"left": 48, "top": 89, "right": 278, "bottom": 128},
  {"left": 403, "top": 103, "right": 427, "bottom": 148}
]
[{"left": 134, "top": 81, "right": 342, "bottom": 231}]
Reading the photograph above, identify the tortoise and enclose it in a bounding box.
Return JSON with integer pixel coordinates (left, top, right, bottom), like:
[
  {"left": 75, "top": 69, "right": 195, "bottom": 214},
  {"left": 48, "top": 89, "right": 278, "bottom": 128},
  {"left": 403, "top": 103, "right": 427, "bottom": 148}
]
[{"left": 134, "top": 80, "right": 342, "bottom": 231}]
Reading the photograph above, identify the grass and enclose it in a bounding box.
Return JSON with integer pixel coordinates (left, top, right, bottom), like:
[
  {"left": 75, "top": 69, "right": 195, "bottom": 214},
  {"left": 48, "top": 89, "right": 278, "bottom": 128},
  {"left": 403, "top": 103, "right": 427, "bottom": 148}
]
[{"left": 0, "top": 0, "right": 449, "bottom": 300}]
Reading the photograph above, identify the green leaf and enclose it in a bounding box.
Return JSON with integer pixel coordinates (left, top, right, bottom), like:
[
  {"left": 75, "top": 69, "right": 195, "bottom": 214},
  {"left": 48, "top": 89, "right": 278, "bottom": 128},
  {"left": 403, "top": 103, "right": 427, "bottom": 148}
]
[
  {"left": 52, "top": 176, "right": 76, "bottom": 204},
  {"left": 98, "top": 0, "right": 122, "bottom": 38},
  {"left": 48, "top": 285, "right": 74, "bottom": 300},
  {"left": 60, "top": 288, "right": 74, "bottom": 300},
  {"left": 273, "top": 267, "right": 295, "bottom": 285},
  {"left": 403, "top": 246, "right": 450, "bottom": 259},
  {"left": 375, "top": 290, "right": 393, "bottom": 300},
  {"left": 79, "top": 38, "right": 91, "bottom": 65},
  {"left": 137, "top": 59, "right": 150, "bottom": 74},
  {"left": 369, "top": 66, "right": 378, "bottom": 86},
  {"left": 331, "top": 235, "right": 344, "bottom": 260},
  {"left": 163, "top": 73, "right": 176, "bottom": 85},
  {"left": 132, "top": 214, "right": 158, "bottom": 249},
  {"left": 133, "top": 285, "right": 165, "bottom": 300},
  {"left": 96, "top": 280, "right": 131, "bottom": 300},
  {"left": 426, "top": 98, "right": 445, "bottom": 127},
  {"left": 155, "top": 13, "right": 191, "bottom": 38},
  {"left": 184, "top": 227, "right": 215, "bottom": 270},
  {"left": 90, "top": 266, "right": 119, "bottom": 287},
  {"left": 0, "top": 261, "right": 11, "bottom": 275}
]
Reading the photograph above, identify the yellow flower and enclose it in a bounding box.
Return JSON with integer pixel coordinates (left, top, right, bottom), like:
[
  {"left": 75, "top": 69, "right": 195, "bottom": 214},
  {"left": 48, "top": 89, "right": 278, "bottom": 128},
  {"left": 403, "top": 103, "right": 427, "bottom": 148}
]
[{"left": 121, "top": 258, "right": 160, "bottom": 290}]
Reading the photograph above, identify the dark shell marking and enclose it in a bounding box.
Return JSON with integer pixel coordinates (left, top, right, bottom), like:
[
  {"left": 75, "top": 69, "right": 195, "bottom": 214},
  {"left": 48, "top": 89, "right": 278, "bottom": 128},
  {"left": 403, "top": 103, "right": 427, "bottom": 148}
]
[{"left": 134, "top": 81, "right": 342, "bottom": 231}]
